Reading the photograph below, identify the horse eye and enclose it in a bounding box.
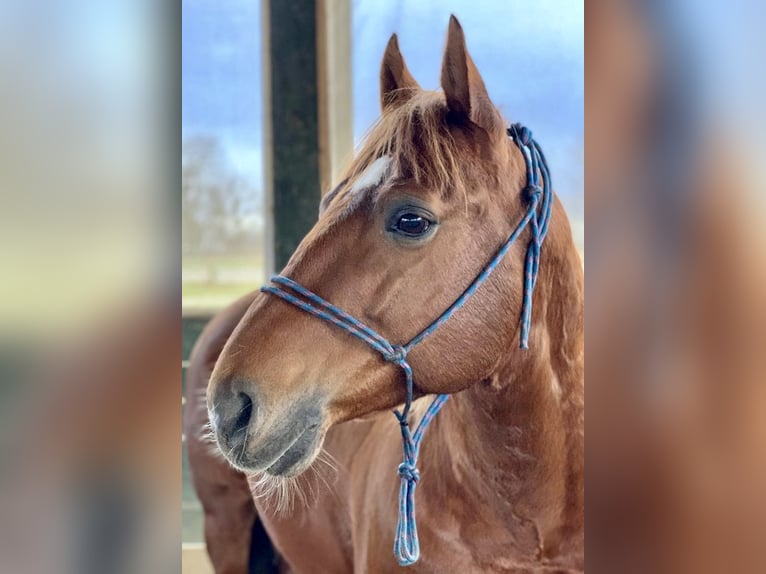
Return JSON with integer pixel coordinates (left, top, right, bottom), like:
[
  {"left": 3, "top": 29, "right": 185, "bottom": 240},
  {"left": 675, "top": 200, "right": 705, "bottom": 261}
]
[{"left": 394, "top": 213, "right": 431, "bottom": 237}]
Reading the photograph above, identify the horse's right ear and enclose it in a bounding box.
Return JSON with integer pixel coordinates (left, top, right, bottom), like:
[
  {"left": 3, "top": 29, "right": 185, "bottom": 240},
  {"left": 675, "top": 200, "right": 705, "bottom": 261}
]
[
  {"left": 440, "top": 15, "right": 501, "bottom": 135},
  {"left": 380, "top": 34, "right": 420, "bottom": 111}
]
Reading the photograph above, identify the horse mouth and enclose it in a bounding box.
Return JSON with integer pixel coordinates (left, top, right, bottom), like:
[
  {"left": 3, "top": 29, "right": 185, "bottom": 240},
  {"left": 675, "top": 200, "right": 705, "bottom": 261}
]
[
  {"left": 264, "top": 423, "right": 321, "bottom": 476},
  {"left": 226, "top": 419, "right": 324, "bottom": 477}
]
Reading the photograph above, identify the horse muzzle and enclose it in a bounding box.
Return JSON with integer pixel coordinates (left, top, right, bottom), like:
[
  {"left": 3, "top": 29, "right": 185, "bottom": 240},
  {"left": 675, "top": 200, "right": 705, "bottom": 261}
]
[{"left": 208, "top": 380, "right": 326, "bottom": 476}]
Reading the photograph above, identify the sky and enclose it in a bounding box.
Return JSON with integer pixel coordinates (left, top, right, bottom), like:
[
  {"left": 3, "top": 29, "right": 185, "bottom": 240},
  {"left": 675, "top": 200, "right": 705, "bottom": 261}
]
[{"left": 182, "top": 0, "right": 583, "bottom": 240}]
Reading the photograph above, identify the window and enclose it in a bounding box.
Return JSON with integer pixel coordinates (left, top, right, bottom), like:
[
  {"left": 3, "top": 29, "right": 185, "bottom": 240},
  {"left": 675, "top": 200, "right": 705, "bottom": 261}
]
[{"left": 182, "top": 0, "right": 265, "bottom": 316}]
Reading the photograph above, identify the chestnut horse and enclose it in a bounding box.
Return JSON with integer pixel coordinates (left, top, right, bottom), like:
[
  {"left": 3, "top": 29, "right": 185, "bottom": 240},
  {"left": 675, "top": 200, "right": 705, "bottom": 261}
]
[{"left": 203, "top": 16, "right": 583, "bottom": 573}]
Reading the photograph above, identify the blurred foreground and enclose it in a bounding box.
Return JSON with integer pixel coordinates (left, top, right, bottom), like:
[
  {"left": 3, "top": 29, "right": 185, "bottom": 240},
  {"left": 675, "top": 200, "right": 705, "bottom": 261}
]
[
  {"left": 0, "top": 2, "right": 181, "bottom": 573},
  {"left": 586, "top": 0, "right": 766, "bottom": 572}
]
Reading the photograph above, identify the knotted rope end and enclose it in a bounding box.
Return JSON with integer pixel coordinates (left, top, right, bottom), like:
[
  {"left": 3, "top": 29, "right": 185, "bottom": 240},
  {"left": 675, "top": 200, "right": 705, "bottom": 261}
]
[{"left": 396, "top": 555, "right": 418, "bottom": 567}]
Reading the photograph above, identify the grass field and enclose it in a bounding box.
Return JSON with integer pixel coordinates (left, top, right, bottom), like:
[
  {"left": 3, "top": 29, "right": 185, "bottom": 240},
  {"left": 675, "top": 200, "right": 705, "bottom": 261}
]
[{"left": 182, "top": 253, "right": 265, "bottom": 314}]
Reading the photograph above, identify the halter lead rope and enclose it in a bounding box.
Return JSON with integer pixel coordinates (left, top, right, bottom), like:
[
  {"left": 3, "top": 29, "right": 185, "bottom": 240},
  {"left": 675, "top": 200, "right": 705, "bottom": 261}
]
[{"left": 260, "top": 123, "right": 552, "bottom": 566}]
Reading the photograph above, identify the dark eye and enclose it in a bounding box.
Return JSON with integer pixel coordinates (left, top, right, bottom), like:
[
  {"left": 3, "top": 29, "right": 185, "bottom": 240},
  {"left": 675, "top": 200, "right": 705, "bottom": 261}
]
[{"left": 393, "top": 213, "right": 432, "bottom": 237}]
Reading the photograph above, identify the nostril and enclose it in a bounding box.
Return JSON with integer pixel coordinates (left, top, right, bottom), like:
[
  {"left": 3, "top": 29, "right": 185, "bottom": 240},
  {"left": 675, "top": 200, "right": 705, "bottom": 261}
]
[
  {"left": 232, "top": 391, "right": 254, "bottom": 436},
  {"left": 212, "top": 385, "right": 257, "bottom": 449}
]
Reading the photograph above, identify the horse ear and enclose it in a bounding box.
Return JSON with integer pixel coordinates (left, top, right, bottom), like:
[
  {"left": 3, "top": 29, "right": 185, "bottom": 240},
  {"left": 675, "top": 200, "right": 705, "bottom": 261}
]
[
  {"left": 380, "top": 34, "right": 420, "bottom": 111},
  {"left": 440, "top": 15, "right": 500, "bottom": 134}
]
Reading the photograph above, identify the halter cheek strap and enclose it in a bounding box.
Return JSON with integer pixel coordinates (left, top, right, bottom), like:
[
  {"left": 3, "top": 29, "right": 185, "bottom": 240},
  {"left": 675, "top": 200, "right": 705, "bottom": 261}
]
[{"left": 260, "top": 123, "right": 552, "bottom": 566}]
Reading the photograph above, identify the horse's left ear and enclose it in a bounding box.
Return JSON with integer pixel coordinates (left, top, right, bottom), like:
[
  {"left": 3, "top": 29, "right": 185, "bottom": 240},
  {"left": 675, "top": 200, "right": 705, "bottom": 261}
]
[{"left": 440, "top": 15, "right": 502, "bottom": 135}]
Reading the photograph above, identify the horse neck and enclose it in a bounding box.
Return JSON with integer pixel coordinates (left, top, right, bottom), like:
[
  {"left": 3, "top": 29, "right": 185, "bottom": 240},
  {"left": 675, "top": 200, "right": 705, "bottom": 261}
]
[{"left": 422, "top": 198, "right": 584, "bottom": 552}]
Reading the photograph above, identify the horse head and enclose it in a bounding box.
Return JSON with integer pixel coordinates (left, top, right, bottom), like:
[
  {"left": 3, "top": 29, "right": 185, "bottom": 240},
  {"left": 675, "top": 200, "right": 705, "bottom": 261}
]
[{"left": 208, "top": 16, "right": 543, "bottom": 478}]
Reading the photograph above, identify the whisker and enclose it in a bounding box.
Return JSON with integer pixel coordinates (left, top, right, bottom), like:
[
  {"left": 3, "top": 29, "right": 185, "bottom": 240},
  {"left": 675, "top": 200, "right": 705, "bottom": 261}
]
[{"left": 245, "top": 446, "right": 343, "bottom": 516}]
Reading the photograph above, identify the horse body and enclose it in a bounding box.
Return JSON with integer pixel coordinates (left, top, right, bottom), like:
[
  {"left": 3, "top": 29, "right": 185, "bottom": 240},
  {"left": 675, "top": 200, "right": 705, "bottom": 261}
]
[
  {"left": 185, "top": 293, "right": 263, "bottom": 574},
  {"left": 204, "top": 16, "right": 583, "bottom": 573}
]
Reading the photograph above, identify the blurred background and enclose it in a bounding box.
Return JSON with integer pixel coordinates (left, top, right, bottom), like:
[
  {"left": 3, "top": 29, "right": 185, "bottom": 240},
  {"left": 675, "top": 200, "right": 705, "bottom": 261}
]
[{"left": 1, "top": 0, "right": 764, "bottom": 573}]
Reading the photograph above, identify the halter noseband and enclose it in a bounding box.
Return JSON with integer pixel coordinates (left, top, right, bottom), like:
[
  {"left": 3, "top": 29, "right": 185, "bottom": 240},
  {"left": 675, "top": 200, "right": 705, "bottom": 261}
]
[{"left": 260, "top": 123, "right": 552, "bottom": 566}]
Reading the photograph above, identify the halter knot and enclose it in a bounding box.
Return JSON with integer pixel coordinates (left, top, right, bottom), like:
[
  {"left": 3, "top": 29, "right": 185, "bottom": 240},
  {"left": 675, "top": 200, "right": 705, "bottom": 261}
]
[
  {"left": 383, "top": 345, "right": 407, "bottom": 364},
  {"left": 508, "top": 122, "right": 533, "bottom": 146},
  {"left": 397, "top": 462, "right": 420, "bottom": 483},
  {"left": 523, "top": 183, "right": 543, "bottom": 202}
]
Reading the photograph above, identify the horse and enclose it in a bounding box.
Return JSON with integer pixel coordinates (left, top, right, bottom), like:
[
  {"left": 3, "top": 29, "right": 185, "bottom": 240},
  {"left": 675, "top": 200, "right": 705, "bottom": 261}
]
[{"left": 204, "top": 16, "right": 583, "bottom": 573}]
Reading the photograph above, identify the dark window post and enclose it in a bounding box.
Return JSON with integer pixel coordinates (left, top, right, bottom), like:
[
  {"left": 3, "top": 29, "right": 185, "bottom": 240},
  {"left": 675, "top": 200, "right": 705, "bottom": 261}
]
[{"left": 263, "top": 0, "right": 321, "bottom": 272}]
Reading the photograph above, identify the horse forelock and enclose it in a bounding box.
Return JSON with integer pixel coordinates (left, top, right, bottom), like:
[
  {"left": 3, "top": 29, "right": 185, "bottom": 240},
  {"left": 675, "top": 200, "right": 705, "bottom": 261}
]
[
  {"left": 314, "top": 90, "right": 517, "bottom": 237},
  {"left": 368, "top": 94, "right": 504, "bottom": 190}
]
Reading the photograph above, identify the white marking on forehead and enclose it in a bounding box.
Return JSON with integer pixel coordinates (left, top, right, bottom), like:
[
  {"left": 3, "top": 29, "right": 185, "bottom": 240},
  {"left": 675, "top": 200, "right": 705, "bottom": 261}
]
[{"left": 350, "top": 155, "right": 392, "bottom": 196}]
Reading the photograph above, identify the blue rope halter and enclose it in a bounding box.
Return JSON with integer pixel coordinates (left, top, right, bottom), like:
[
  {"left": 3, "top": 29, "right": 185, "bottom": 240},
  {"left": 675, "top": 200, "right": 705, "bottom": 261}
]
[{"left": 260, "top": 123, "right": 552, "bottom": 566}]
